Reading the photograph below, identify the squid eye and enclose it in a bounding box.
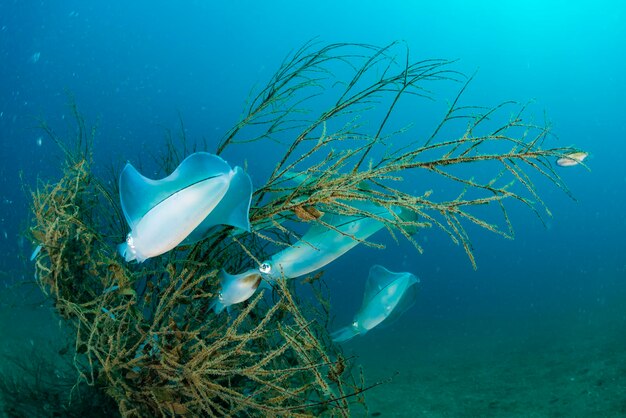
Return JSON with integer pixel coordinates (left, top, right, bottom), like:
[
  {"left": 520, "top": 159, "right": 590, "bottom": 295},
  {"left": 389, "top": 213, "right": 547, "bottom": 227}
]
[
  {"left": 126, "top": 233, "right": 135, "bottom": 249},
  {"left": 259, "top": 262, "right": 272, "bottom": 274}
]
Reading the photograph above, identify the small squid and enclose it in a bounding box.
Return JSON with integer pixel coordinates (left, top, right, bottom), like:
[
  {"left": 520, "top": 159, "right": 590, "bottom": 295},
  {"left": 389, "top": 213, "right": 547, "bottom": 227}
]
[
  {"left": 211, "top": 269, "right": 268, "bottom": 314},
  {"left": 331, "top": 265, "right": 419, "bottom": 342}
]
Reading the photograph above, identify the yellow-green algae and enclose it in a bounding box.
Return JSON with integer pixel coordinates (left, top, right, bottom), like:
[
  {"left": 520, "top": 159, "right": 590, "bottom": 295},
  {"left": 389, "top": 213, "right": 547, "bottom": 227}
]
[{"left": 27, "top": 42, "right": 581, "bottom": 417}]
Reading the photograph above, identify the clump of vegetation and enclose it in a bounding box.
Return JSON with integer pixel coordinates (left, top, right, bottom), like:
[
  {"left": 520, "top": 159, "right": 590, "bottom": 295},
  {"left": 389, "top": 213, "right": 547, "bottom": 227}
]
[
  {"left": 24, "top": 42, "right": 578, "bottom": 416},
  {"left": 29, "top": 140, "right": 363, "bottom": 416}
]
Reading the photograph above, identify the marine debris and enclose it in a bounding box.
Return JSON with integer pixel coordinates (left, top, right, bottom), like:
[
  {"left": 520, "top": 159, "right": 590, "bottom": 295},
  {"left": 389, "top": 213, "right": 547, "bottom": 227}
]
[{"left": 26, "top": 41, "right": 582, "bottom": 416}]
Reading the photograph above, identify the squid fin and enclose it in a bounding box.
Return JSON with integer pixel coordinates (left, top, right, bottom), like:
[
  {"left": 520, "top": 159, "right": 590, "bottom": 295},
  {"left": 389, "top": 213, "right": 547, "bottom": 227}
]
[
  {"left": 184, "top": 166, "right": 252, "bottom": 243},
  {"left": 330, "top": 326, "right": 360, "bottom": 342},
  {"left": 119, "top": 152, "right": 232, "bottom": 229},
  {"left": 210, "top": 299, "right": 227, "bottom": 315}
]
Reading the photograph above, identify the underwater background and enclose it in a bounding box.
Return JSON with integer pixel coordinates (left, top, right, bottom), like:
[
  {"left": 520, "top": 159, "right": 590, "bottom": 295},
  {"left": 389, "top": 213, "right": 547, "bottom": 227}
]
[{"left": 1, "top": 1, "right": 625, "bottom": 416}]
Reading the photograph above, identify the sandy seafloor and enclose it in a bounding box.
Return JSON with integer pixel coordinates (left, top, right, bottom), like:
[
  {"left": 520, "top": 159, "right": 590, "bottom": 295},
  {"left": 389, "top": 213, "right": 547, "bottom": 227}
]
[
  {"left": 1, "top": 280, "right": 626, "bottom": 417},
  {"left": 347, "top": 284, "right": 626, "bottom": 417}
]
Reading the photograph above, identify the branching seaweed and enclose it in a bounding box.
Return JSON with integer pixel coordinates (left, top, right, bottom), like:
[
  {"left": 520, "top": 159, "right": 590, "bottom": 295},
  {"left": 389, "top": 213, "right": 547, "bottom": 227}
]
[
  {"left": 218, "top": 42, "right": 577, "bottom": 268},
  {"left": 29, "top": 152, "right": 361, "bottom": 416},
  {"left": 25, "top": 42, "right": 581, "bottom": 416}
]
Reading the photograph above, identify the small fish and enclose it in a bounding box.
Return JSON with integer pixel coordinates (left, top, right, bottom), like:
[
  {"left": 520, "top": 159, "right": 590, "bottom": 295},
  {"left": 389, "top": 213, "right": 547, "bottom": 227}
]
[
  {"left": 556, "top": 152, "right": 588, "bottom": 167},
  {"left": 30, "top": 244, "right": 42, "bottom": 261},
  {"left": 36, "top": 136, "right": 42, "bottom": 146},
  {"left": 102, "top": 285, "right": 119, "bottom": 294},
  {"left": 101, "top": 307, "right": 116, "bottom": 320}
]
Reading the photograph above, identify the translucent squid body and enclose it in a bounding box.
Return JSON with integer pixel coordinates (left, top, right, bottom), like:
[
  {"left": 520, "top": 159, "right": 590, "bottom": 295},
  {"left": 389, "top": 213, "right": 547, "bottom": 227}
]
[
  {"left": 211, "top": 199, "right": 417, "bottom": 313},
  {"left": 556, "top": 151, "right": 589, "bottom": 167},
  {"left": 118, "top": 152, "right": 252, "bottom": 262},
  {"left": 210, "top": 269, "right": 266, "bottom": 314},
  {"left": 331, "top": 265, "right": 419, "bottom": 342},
  {"left": 259, "top": 202, "right": 417, "bottom": 281}
]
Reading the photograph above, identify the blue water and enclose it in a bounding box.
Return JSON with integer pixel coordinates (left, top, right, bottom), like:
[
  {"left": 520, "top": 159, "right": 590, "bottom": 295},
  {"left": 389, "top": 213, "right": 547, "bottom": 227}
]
[{"left": 1, "top": 1, "right": 625, "bottom": 415}]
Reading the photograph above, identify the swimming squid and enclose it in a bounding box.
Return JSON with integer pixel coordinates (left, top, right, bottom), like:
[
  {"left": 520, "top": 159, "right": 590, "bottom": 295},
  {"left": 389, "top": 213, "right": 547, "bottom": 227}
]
[
  {"left": 118, "top": 152, "right": 252, "bottom": 262},
  {"left": 259, "top": 201, "right": 418, "bottom": 281},
  {"left": 208, "top": 202, "right": 417, "bottom": 311},
  {"left": 331, "top": 265, "right": 419, "bottom": 342},
  {"left": 210, "top": 269, "right": 267, "bottom": 314}
]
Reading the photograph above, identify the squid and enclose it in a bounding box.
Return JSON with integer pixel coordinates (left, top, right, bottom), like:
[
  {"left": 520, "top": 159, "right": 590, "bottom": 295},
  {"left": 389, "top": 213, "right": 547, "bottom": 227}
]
[
  {"left": 259, "top": 202, "right": 418, "bottom": 281},
  {"left": 117, "top": 152, "right": 252, "bottom": 262},
  {"left": 210, "top": 269, "right": 266, "bottom": 314},
  {"left": 331, "top": 265, "right": 419, "bottom": 342}
]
